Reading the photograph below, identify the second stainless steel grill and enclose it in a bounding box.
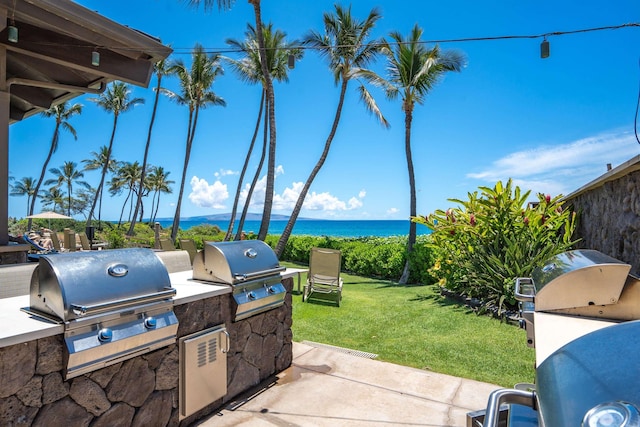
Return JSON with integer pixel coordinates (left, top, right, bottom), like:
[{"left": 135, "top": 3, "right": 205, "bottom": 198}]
[
  {"left": 192, "top": 240, "right": 286, "bottom": 321},
  {"left": 22, "top": 248, "right": 178, "bottom": 379}
]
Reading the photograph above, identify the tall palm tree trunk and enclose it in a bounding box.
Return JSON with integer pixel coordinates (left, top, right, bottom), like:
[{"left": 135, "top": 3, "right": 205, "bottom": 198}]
[
  {"left": 87, "top": 116, "right": 118, "bottom": 227},
  {"left": 250, "top": 2, "right": 277, "bottom": 241},
  {"left": 225, "top": 91, "right": 264, "bottom": 240},
  {"left": 28, "top": 129, "right": 59, "bottom": 231},
  {"left": 128, "top": 75, "right": 163, "bottom": 236},
  {"left": 399, "top": 107, "right": 417, "bottom": 284},
  {"left": 171, "top": 109, "right": 198, "bottom": 242},
  {"left": 275, "top": 79, "right": 348, "bottom": 257},
  {"left": 236, "top": 97, "right": 268, "bottom": 240}
]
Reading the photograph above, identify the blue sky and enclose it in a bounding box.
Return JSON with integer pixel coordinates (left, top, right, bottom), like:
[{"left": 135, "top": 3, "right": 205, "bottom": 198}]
[{"left": 8, "top": 0, "right": 640, "bottom": 221}]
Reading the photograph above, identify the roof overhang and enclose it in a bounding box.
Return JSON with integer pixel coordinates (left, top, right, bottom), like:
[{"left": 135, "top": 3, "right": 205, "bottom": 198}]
[{"left": 0, "top": 0, "right": 172, "bottom": 121}]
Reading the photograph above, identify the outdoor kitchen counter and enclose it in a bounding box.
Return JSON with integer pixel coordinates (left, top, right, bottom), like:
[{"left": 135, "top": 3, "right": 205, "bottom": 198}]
[
  {"left": 0, "top": 294, "right": 64, "bottom": 347},
  {"left": 169, "top": 269, "right": 231, "bottom": 305},
  {"left": 0, "top": 270, "right": 232, "bottom": 349}
]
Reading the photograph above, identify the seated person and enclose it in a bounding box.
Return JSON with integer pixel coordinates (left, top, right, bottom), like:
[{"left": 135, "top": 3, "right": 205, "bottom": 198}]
[{"left": 29, "top": 231, "right": 53, "bottom": 251}]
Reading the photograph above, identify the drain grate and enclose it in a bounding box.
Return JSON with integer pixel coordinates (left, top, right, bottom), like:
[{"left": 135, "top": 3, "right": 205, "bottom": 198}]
[{"left": 301, "top": 341, "right": 378, "bottom": 359}]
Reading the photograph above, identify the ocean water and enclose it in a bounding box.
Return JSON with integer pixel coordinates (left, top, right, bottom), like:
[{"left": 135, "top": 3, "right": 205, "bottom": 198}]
[{"left": 155, "top": 219, "right": 431, "bottom": 238}]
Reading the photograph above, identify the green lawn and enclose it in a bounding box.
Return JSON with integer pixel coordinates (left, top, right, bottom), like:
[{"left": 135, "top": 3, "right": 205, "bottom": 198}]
[{"left": 286, "top": 263, "right": 535, "bottom": 388}]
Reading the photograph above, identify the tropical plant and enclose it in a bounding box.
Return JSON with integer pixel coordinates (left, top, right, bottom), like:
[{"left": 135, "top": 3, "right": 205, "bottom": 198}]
[
  {"left": 186, "top": 0, "right": 277, "bottom": 242},
  {"left": 147, "top": 166, "right": 174, "bottom": 224},
  {"left": 415, "top": 179, "right": 578, "bottom": 315},
  {"left": 86, "top": 82, "right": 144, "bottom": 227},
  {"left": 274, "top": 4, "right": 388, "bottom": 258},
  {"left": 44, "top": 161, "right": 91, "bottom": 216},
  {"left": 163, "top": 44, "right": 226, "bottom": 242},
  {"left": 366, "top": 24, "right": 465, "bottom": 284},
  {"left": 128, "top": 57, "right": 172, "bottom": 236},
  {"left": 224, "top": 22, "right": 302, "bottom": 241},
  {"left": 28, "top": 102, "right": 82, "bottom": 230},
  {"left": 82, "top": 146, "right": 119, "bottom": 227},
  {"left": 10, "top": 177, "right": 37, "bottom": 216}
]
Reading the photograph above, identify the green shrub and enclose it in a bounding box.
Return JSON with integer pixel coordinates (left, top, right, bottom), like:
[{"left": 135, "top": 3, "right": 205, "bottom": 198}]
[
  {"left": 415, "top": 179, "right": 578, "bottom": 314},
  {"left": 272, "top": 234, "right": 436, "bottom": 284},
  {"left": 179, "top": 224, "right": 225, "bottom": 249},
  {"left": 105, "top": 228, "right": 126, "bottom": 249}
]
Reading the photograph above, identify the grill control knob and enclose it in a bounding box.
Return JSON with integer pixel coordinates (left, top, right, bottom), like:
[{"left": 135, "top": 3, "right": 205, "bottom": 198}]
[
  {"left": 144, "top": 317, "right": 157, "bottom": 329},
  {"left": 267, "top": 286, "right": 275, "bottom": 294},
  {"left": 248, "top": 292, "right": 257, "bottom": 300},
  {"left": 98, "top": 328, "right": 113, "bottom": 342}
]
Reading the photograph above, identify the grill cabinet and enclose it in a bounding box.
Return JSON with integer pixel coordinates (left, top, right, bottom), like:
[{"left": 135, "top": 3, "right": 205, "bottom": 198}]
[
  {"left": 192, "top": 240, "right": 286, "bottom": 321},
  {"left": 22, "top": 248, "right": 178, "bottom": 379}
]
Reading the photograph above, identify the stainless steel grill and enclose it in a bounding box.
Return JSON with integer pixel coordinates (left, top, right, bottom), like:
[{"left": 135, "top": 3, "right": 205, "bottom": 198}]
[
  {"left": 22, "top": 248, "right": 178, "bottom": 379},
  {"left": 192, "top": 240, "right": 286, "bottom": 321},
  {"left": 471, "top": 249, "right": 640, "bottom": 426}
]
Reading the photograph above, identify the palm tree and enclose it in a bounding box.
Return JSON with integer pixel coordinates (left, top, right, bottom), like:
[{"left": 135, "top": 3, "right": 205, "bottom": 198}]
[
  {"left": 128, "top": 58, "right": 172, "bottom": 236},
  {"left": 44, "top": 161, "right": 91, "bottom": 216},
  {"left": 372, "top": 25, "right": 465, "bottom": 283},
  {"left": 41, "top": 187, "right": 65, "bottom": 213},
  {"left": 163, "top": 44, "right": 226, "bottom": 242},
  {"left": 147, "top": 166, "right": 174, "bottom": 224},
  {"left": 86, "top": 82, "right": 144, "bottom": 227},
  {"left": 274, "top": 5, "right": 388, "bottom": 257},
  {"left": 186, "top": 0, "right": 277, "bottom": 241},
  {"left": 10, "top": 177, "right": 37, "bottom": 216},
  {"left": 224, "top": 23, "right": 302, "bottom": 240},
  {"left": 108, "top": 161, "right": 142, "bottom": 226},
  {"left": 28, "top": 102, "right": 82, "bottom": 230},
  {"left": 83, "top": 146, "right": 119, "bottom": 227}
]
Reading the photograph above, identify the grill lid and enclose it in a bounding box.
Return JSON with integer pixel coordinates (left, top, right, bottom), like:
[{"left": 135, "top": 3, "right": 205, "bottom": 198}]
[
  {"left": 28, "top": 248, "right": 174, "bottom": 321},
  {"left": 192, "top": 240, "right": 284, "bottom": 284},
  {"left": 529, "top": 249, "right": 631, "bottom": 311}
]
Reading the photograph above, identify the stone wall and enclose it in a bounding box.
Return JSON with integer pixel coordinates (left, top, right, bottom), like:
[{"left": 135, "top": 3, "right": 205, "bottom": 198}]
[
  {"left": 0, "top": 278, "right": 293, "bottom": 426},
  {"left": 566, "top": 169, "right": 640, "bottom": 274}
]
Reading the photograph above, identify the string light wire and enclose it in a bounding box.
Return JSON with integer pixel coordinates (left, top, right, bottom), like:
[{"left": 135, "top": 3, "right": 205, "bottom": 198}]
[{"left": 28, "top": 22, "right": 639, "bottom": 55}]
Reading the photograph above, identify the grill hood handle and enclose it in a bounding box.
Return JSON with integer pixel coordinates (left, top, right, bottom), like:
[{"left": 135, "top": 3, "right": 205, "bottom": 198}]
[
  {"left": 71, "top": 288, "right": 176, "bottom": 317},
  {"left": 514, "top": 277, "right": 535, "bottom": 302},
  {"left": 234, "top": 266, "right": 286, "bottom": 282}
]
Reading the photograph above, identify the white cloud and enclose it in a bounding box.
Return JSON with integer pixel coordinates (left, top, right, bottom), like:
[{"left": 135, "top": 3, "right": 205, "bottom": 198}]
[
  {"left": 240, "top": 166, "right": 364, "bottom": 212},
  {"left": 348, "top": 197, "right": 363, "bottom": 209},
  {"left": 214, "top": 169, "right": 238, "bottom": 178},
  {"left": 188, "top": 176, "right": 229, "bottom": 209},
  {"left": 387, "top": 207, "right": 399, "bottom": 215},
  {"left": 467, "top": 130, "right": 639, "bottom": 196},
  {"left": 239, "top": 165, "right": 285, "bottom": 208}
]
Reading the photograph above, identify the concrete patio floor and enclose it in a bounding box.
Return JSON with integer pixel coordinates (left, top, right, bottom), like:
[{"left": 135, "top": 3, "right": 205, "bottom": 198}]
[{"left": 195, "top": 341, "right": 501, "bottom": 426}]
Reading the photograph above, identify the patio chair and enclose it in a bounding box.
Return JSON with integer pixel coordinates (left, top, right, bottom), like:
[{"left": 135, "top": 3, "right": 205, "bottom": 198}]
[
  {"left": 303, "top": 247, "right": 343, "bottom": 307},
  {"left": 49, "top": 231, "right": 64, "bottom": 252},
  {"left": 78, "top": 232, "right": 92, "bottom": 250},
  {"left": 178, "top": 238, "right": 198, "bottom": 264},
  {"left": 159, "top": 238, "right": 176, "bottom": 251}
]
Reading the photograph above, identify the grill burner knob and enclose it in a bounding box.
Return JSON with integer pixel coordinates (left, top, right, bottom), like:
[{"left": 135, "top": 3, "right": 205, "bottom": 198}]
[
  {"left": 98, "top": 328, "right": 113, "bottom": 343},
  {"left": 583, "top": 401, "right": 640, "bottom": 427},
  {"left": 266, "top": 285, "right": 276, "bottom": 294},
  {"left": 144, "top": 317, "right": 157, "bottom": 329},
  {"left": 248, "top": 292, "right": 257, "bottom": 300}
]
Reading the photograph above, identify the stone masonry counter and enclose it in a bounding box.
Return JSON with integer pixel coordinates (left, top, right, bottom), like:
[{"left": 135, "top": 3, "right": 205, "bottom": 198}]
[{"left": 0, "top": 271, "right": 294, "bottom": 426}]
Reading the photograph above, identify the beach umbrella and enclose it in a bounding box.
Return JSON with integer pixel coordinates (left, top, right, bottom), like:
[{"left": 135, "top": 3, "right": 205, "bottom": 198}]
[{"left": 26, "top": 211, "right": 72, "bottom": 229}]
